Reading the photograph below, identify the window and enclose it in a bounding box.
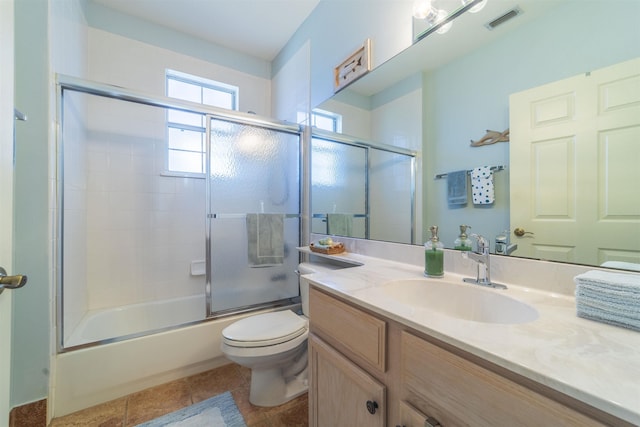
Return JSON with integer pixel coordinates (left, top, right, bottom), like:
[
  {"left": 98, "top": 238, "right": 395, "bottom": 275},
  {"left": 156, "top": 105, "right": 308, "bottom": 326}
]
[
  {"left": 311, "top": 108, "right": 342, "bottom": 133},
  {"left": 165, "top": 70, "right": 239, "bottom": 174}
]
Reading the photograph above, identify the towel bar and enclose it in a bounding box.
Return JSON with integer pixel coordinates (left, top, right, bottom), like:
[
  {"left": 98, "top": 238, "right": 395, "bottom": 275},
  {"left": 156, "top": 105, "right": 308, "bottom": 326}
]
[
  {"left": 435, "top": 165, "right": 505, "bottom": 180},
  {"left": 208, "top": 213, "right": 301, "bottom": 219}
]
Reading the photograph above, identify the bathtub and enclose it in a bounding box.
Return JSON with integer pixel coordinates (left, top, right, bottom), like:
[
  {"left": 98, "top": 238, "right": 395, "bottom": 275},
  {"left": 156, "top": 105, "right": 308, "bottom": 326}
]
[
  {"left": 52, "top": 298, "right": 298, "bottom": 418},
  {"left": 64, "top": 294, "right": 207, "bottom": 348}
]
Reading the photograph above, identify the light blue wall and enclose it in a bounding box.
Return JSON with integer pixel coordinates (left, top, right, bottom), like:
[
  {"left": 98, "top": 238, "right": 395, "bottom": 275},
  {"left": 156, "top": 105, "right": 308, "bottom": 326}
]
[
  {"left": 423, "top": 0, "right": 640, "bottom": 247},
  {"left": 273, "top": 0, "right": 414, "bottom": 111},
  {"left": 13, "top": 0, "right": 51, "bottom": 406},
  {"left": 13, "top": 0, "right": 89, "bottom": 408}
]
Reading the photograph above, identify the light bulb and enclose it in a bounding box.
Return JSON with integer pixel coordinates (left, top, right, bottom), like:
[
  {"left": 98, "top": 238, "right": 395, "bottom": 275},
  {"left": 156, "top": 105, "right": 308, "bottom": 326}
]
[
  {"left": 434, "top": 9, "right": 453, "bottom": 34},
  {"left": 413, "top": 0, "right": 437, "bottom": 21},
  {"left": 461, "top": 0, "right": 487, "bottom": 13}
]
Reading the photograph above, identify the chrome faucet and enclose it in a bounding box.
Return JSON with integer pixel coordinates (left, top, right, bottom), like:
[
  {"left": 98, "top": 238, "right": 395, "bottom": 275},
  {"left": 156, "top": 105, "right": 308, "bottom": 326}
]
[{"left": 462, "top": 234, "right": 507, "bottom": 289}]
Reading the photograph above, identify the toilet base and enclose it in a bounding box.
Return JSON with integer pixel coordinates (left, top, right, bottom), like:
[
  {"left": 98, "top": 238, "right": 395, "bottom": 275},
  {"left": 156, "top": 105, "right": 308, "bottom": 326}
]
[{"left": 249, "top": 365, "right": 308, "bottom": 407}]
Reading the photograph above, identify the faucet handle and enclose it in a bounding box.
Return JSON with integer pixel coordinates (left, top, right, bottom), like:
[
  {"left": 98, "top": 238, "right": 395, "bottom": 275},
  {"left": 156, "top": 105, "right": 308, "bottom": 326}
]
[{"left": 470, "top": 233, "right": 489, "bottom": 253}]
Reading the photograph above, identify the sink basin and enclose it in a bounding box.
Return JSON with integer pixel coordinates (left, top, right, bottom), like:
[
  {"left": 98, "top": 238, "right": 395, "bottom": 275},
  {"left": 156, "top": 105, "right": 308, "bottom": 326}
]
[{"left": 377, "top": 278, "right": 538, "bottom": 324}]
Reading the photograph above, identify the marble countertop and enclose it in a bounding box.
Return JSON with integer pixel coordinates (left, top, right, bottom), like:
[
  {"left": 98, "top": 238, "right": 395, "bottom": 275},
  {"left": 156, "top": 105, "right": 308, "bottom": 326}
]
[{"left": 299, "top": 248, "right": 640, "bottom": 425}]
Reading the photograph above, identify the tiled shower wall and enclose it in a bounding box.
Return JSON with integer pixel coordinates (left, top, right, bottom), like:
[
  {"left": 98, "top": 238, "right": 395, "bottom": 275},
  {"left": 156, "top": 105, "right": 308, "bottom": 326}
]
[{"left": 63, "top": 92, "right": 206, "bottom": 342}]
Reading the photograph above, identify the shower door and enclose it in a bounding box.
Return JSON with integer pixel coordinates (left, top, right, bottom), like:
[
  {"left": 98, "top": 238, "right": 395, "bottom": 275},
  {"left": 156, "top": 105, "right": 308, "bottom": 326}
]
[
  {"left": 310, "top": 136, "right": 368, "bottom": 238},
  {"left": 207, "top": 118, "right": 301, "bottom": 314}
]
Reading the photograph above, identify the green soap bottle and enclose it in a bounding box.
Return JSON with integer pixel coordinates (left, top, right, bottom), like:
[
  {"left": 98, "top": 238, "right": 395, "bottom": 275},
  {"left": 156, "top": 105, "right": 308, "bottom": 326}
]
[
  {"left": 454, "top": 224, "right": 473, "bottom": 251},
  {"left": 424, "top": 225, "right": 444, "bottom": 278}
]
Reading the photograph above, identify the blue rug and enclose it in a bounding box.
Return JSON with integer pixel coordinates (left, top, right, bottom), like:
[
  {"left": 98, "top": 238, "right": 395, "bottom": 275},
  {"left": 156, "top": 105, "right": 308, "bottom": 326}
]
[{"left": 136, "top": 391, "right": 246, "bottom": 427}]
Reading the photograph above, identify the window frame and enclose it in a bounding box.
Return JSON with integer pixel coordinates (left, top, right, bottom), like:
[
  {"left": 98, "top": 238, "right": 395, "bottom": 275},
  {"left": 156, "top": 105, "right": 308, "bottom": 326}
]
[
  {"left": 164, "top": 69, "right": 239, "bottom": 177},
  {"left": 311, "top": 108, "right": 342, "bottom": 133}
]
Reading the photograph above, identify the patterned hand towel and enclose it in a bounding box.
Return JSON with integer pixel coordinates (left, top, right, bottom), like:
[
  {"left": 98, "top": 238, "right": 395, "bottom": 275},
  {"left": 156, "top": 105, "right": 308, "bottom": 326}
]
[{"left": 471, "top": 166, "right": 494, "bottom": 205}]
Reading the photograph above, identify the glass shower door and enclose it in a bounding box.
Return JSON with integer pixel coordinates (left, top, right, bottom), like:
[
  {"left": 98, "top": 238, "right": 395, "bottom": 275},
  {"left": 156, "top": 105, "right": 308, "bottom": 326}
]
[
  {"left": 310, "top": 136, "right": 368, "bottom": 238},
  {"left": 207, "top": 118, "right": 301, "bottom": 314}
]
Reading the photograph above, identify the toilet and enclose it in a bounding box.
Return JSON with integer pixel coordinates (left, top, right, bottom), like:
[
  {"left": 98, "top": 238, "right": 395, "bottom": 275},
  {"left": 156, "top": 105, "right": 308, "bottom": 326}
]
[{"left": 220, "top": 262, "right": 342, "bottom": 407}]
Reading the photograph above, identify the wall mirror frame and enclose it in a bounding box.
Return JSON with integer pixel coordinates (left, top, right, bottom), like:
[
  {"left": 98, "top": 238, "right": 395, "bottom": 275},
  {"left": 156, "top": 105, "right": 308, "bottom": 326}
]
[{"left": 311, "top": 0, "right": 640, "bottom": 271}]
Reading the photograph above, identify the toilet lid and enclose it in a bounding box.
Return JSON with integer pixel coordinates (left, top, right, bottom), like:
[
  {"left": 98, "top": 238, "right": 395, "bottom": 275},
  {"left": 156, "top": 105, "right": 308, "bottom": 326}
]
[{"left": 222, "top": 310, "right": 308, "bottom": 348}]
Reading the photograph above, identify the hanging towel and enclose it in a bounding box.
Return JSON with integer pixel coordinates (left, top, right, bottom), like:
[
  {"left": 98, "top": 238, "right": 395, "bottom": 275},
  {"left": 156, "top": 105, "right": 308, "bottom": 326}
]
[
  {"left": 447, "top": 170, "right": 468, "bottom": 205},
  {"left": 327, "top": 213, "right": 353, "bottom": 237},
  {"left": 246, "top": 213, "right": 284, "bottom": 267},
  {"left": 471, "top": 166, "right": 495, "bottom": 205},
  {"left": 574, "top": 270, "right": 640, "bottom": 331}
]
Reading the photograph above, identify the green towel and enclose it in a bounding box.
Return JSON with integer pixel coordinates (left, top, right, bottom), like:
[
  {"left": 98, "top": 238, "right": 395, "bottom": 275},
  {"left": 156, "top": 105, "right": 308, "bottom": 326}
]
[
  {"left": 327, "top": 213, "right": 353, "bottom": 237},
  {"left": 246, "top": 213, "right": 284, "bottom": 267}
]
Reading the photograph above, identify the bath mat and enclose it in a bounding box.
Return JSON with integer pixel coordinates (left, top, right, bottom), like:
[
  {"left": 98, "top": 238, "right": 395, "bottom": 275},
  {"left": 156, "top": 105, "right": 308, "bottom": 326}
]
[{"left": 135, "top": 391, "right": 246, "bottom": 427}]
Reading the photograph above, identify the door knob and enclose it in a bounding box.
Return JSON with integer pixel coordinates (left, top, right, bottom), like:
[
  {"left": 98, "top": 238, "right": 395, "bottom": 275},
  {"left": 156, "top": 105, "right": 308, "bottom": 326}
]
[
  {"left": 366, "top": 400, "right": 379, "bottom": 414},
  {"left": 513, "top": 227, "right": 534, "bottom": 237},
  {"left": 0, "top": 267, "right": 27, "bottom": 295}
]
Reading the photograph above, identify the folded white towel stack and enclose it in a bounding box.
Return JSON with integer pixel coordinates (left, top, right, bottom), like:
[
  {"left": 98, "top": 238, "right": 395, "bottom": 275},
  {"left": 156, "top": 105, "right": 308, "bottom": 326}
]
[{"left": 574, "top": 270, "right": 640, "bottom": 332}]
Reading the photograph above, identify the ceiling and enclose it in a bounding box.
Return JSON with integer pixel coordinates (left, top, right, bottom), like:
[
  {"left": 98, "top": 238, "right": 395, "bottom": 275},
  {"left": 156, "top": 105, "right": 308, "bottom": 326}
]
[{"left": 89, "top": 0, "right": 321, "bottom": 61}]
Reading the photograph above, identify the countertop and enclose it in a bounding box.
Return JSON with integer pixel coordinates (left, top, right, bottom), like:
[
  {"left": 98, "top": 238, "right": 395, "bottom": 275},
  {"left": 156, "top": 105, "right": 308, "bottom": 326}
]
[{"left": 299, "top": 247, "right": 640, "bottom": 425}]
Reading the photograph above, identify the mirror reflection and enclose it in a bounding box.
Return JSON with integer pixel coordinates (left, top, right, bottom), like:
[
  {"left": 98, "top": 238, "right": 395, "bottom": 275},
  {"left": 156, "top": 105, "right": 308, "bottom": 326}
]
[{"left": 311, "top": 0, "right": 640, "bottom": 270}]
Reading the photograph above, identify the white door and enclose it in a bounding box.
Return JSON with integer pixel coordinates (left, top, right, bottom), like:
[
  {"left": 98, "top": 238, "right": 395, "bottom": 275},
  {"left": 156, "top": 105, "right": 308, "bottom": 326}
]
[
  {"left": 0, "top": 1, "right": 15, "bottom": 425},
  {"left": 510, "top": 58, "right": 640, "bottom": 266}
]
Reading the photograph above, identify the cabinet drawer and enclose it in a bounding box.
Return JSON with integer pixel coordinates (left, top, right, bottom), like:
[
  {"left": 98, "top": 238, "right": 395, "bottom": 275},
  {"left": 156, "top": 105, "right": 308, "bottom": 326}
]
[
  {"left": 310, "top": 287, "right": 386, "bottom": 372},
  {"left": 401, "top": 331, "right": 603, "bottom": 427}
]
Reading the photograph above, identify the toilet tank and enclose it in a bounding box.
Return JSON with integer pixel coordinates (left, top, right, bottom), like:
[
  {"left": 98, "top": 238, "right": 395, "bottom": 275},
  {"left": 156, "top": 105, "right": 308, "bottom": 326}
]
[{"left": 298, "top": 262, "right": 345, "bottom": 316}]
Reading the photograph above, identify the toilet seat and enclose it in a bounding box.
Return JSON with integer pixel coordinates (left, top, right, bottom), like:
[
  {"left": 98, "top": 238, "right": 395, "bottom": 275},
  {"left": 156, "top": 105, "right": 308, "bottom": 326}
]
[{"left": 222, "top": 310, "right": 308, "bottom": 348}]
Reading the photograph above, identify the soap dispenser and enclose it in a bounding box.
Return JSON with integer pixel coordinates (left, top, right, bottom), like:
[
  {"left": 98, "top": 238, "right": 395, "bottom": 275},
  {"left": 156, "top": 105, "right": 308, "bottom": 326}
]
[
  {"left": 454, "top": 224, "right": 472, "bottom": 251},
  {"left": 424, "top": 225, "right": 444, "bottom": 278}
]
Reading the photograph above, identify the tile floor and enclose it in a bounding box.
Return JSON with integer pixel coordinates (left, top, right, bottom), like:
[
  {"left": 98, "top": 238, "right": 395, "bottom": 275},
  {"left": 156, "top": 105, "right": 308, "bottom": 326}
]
[{"left": 48, "top": 363, "right": 308, "bottom": 426}]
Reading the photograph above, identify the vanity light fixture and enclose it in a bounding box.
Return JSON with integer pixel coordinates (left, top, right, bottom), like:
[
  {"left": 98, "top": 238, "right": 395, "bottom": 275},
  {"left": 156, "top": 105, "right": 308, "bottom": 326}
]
[
  {"left": 434, "top": 9, "right": 453, "bottom": 34},
  {"left": 412, "top": 0, "right": 452, "bottom": 34},
  {"left": 461, "top": 0, "right": 487, "bottom": 13},
  {"left": 412, "top": 0, "right": 438, "bottom": 21},
  {"left": 414, "top": 0, "right": 485, "bottom": 41}
]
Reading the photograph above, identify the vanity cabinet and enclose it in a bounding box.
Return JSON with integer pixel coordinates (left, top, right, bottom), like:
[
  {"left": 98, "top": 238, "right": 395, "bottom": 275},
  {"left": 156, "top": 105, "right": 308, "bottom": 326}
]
[{"left": 309, "top": 285, "right": 628, "bottom": 427}]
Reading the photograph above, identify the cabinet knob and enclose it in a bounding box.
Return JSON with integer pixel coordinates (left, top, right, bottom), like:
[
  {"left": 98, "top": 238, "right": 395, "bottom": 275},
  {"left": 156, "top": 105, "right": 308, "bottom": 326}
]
[{"left": 366, "top": 400, "right": 379, "bottom": 414}]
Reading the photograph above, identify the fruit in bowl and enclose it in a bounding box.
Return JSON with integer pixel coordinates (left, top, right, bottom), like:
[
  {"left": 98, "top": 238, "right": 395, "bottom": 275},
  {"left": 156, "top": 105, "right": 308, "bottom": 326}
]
[{"left": 310, "top": 238, "right": 345, "bottom": 254}]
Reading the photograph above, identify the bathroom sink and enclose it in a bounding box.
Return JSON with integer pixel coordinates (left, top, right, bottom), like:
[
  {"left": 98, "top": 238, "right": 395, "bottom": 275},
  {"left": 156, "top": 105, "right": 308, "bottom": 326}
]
[{"left": 377, "top": 278, "right": 538, "bottom": 324}]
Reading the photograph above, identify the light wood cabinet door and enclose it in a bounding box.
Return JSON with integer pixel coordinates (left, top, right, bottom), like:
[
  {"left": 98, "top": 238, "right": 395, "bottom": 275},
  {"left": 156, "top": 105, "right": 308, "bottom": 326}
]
[{"left": 309, "top": 334, "right": 386, "bottom": 427}]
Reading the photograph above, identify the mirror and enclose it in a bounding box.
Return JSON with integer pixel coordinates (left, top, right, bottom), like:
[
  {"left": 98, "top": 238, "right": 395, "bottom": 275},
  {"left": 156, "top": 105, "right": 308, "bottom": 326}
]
[{"left": 312, "top": 0, "right": 640, "bottom": 270}]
